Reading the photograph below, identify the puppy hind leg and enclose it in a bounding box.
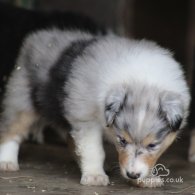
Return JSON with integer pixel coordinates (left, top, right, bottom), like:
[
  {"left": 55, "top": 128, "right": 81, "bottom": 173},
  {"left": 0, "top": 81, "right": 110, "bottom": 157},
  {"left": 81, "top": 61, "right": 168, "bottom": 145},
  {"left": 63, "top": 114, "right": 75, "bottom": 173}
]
[
  {"left": 0, "top": 111, "right": 37, "bottom": 171},
  {"left": 189, "top": 129, "right": 195, "bottom": 162},
  {"left": 71, "top": 123, "right": 109, "bottom": 186},
  {"left": 30, "top": 119, "right": 46, "bottom": 144}
]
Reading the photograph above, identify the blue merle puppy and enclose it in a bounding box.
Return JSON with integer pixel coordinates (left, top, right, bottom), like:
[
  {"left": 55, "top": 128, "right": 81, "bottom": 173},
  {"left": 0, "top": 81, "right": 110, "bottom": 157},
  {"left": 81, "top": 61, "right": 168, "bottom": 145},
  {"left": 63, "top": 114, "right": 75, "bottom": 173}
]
[{"left": 0, "top": 29, "right": 190, "bottom": 187}]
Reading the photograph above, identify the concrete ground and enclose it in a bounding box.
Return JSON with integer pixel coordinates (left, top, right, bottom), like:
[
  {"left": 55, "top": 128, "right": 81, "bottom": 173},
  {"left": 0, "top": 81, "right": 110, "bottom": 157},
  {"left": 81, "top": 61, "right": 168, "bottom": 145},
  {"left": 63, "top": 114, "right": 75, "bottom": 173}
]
[{"left": 0, "top": 133, "right": 194, "bottom": 195}]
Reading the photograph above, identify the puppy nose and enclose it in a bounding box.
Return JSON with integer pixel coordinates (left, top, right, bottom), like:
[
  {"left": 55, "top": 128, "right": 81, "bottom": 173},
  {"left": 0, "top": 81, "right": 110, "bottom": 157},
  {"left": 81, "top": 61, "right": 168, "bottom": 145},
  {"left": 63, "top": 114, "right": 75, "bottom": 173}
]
[{"left": 126, "top": 172, "right": 140, "bottom": 179}]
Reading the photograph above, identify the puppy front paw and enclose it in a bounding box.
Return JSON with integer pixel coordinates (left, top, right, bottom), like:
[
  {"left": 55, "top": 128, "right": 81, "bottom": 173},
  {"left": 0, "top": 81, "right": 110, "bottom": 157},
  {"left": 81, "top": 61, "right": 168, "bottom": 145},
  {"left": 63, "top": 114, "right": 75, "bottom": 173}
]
[
  {"left": 0, "top": 140, "right": 19, "bottom": 171},
  {"left": 80, "top": 174, "right": 110, "bottom": 186},
  {"left": 0, "top": 161, "right": 19, "bottom": 171},
  {"left": 133, "top": 176, "right": 164, "bottom": 188}
]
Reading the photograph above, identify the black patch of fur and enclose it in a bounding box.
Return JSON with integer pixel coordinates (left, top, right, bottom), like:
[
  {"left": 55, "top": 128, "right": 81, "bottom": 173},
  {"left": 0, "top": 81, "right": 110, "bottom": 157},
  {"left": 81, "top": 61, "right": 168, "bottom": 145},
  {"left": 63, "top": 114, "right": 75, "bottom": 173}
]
[
  {"left": 156, "top": 128, "right": 170, "bottom": 140},
  {"left": 31, "top": 38, "right": 96, "bottom": 128},
  {"left": 158, "top": 105, "right": 182, "bottom": 131},
  {"left": 170, "top": 115, "right": 182, "bottom": 131},
  {"left": 158, "top": 105, "right": 167, "bottom": 122}
]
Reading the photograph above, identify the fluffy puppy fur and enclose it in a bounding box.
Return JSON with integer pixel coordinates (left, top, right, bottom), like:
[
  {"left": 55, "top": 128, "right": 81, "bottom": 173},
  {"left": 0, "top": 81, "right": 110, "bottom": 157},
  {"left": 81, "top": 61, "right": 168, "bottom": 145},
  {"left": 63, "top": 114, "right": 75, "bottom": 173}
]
[{"left": 0, "top": 29, "right": 190, "bottom": 187}]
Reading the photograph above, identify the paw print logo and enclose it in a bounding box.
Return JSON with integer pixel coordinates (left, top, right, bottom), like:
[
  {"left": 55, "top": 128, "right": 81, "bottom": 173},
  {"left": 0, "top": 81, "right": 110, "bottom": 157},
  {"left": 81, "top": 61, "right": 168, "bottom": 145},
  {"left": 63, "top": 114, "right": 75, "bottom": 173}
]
[{"left": 151, "top": 163, "right": 170, "bottom": 177}]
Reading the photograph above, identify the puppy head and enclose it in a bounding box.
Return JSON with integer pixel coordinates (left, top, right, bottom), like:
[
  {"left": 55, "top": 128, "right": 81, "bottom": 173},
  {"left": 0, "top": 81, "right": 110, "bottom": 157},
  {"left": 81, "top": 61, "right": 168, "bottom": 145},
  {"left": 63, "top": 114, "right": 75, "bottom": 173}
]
[{"left": 105, "top": 84, "right": 185, "bottom": 180}]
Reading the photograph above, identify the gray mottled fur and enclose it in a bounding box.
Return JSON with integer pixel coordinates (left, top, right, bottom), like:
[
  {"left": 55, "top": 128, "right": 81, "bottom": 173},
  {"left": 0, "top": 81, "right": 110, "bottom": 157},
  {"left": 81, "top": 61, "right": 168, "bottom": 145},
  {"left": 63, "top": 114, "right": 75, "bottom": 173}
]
[{"left": 0, "top": 28, "right": 190, "bottom": 186}]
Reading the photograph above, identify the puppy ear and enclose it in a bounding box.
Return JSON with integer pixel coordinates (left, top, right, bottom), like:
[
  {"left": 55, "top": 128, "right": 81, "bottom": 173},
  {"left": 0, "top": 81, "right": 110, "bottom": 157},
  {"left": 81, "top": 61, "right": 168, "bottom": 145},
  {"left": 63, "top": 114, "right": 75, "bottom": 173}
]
[
  {"left": 105, "top": 87, "right": 127, "bottom": 127},
  {"left": 159, "top": 91, "right": 184, "bottom": 131}
]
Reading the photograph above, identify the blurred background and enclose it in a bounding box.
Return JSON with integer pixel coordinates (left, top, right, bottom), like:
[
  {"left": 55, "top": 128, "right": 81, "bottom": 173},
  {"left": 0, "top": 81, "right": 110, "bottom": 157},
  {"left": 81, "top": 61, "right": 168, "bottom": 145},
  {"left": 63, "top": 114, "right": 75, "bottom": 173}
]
[
  {"left": 0, "top": 0, "right": 194, "bottom": 71},
  {"left": 0, "top": 0, "right": 194, "bottom": 69}
]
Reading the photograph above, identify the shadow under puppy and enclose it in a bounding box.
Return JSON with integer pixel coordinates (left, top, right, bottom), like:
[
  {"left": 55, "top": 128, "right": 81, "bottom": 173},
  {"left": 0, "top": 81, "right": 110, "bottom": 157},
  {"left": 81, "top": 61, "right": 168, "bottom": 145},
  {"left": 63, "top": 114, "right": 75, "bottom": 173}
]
[{"left": 0, "top": 29, "right": 190, "bottom": 187}]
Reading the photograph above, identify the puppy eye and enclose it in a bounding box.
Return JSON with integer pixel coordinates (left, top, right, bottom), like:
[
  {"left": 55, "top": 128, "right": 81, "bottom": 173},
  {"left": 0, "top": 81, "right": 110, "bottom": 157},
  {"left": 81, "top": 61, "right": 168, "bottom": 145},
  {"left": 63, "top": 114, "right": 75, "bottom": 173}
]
[
  {"left": 119, "top": 137, "right": 128, "bottom": 147},
  {"left": 147, "top": 143, "right": 157, "bottom": 149}
]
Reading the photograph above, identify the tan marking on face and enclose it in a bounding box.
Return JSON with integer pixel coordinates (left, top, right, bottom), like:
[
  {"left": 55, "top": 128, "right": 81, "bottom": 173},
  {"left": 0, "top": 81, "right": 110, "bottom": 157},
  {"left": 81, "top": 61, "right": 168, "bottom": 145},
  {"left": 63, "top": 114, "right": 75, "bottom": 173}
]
[
  {"left": 142, "top": 154, "right": 158, "bottom": 169},
  {"left": 142, "top": 132, "right": 177, "bottom": 168},
  {"left": 118, "top": 149, "right": 129, "bottom": 168},
  {"left": 157, "top": 132, "right": 177, "bottom": 157},
  {"left": 115, "top": 130, "right": 132, "bottom": 153},
  {"left": 141, "top": 133, "right": 156, "bottom": 147},
  {"left": 120, "top": 130, "right": 133, "bottom": 144},
  {"left": 0, "top": 111, "right": 37, "bottom": 143}
]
